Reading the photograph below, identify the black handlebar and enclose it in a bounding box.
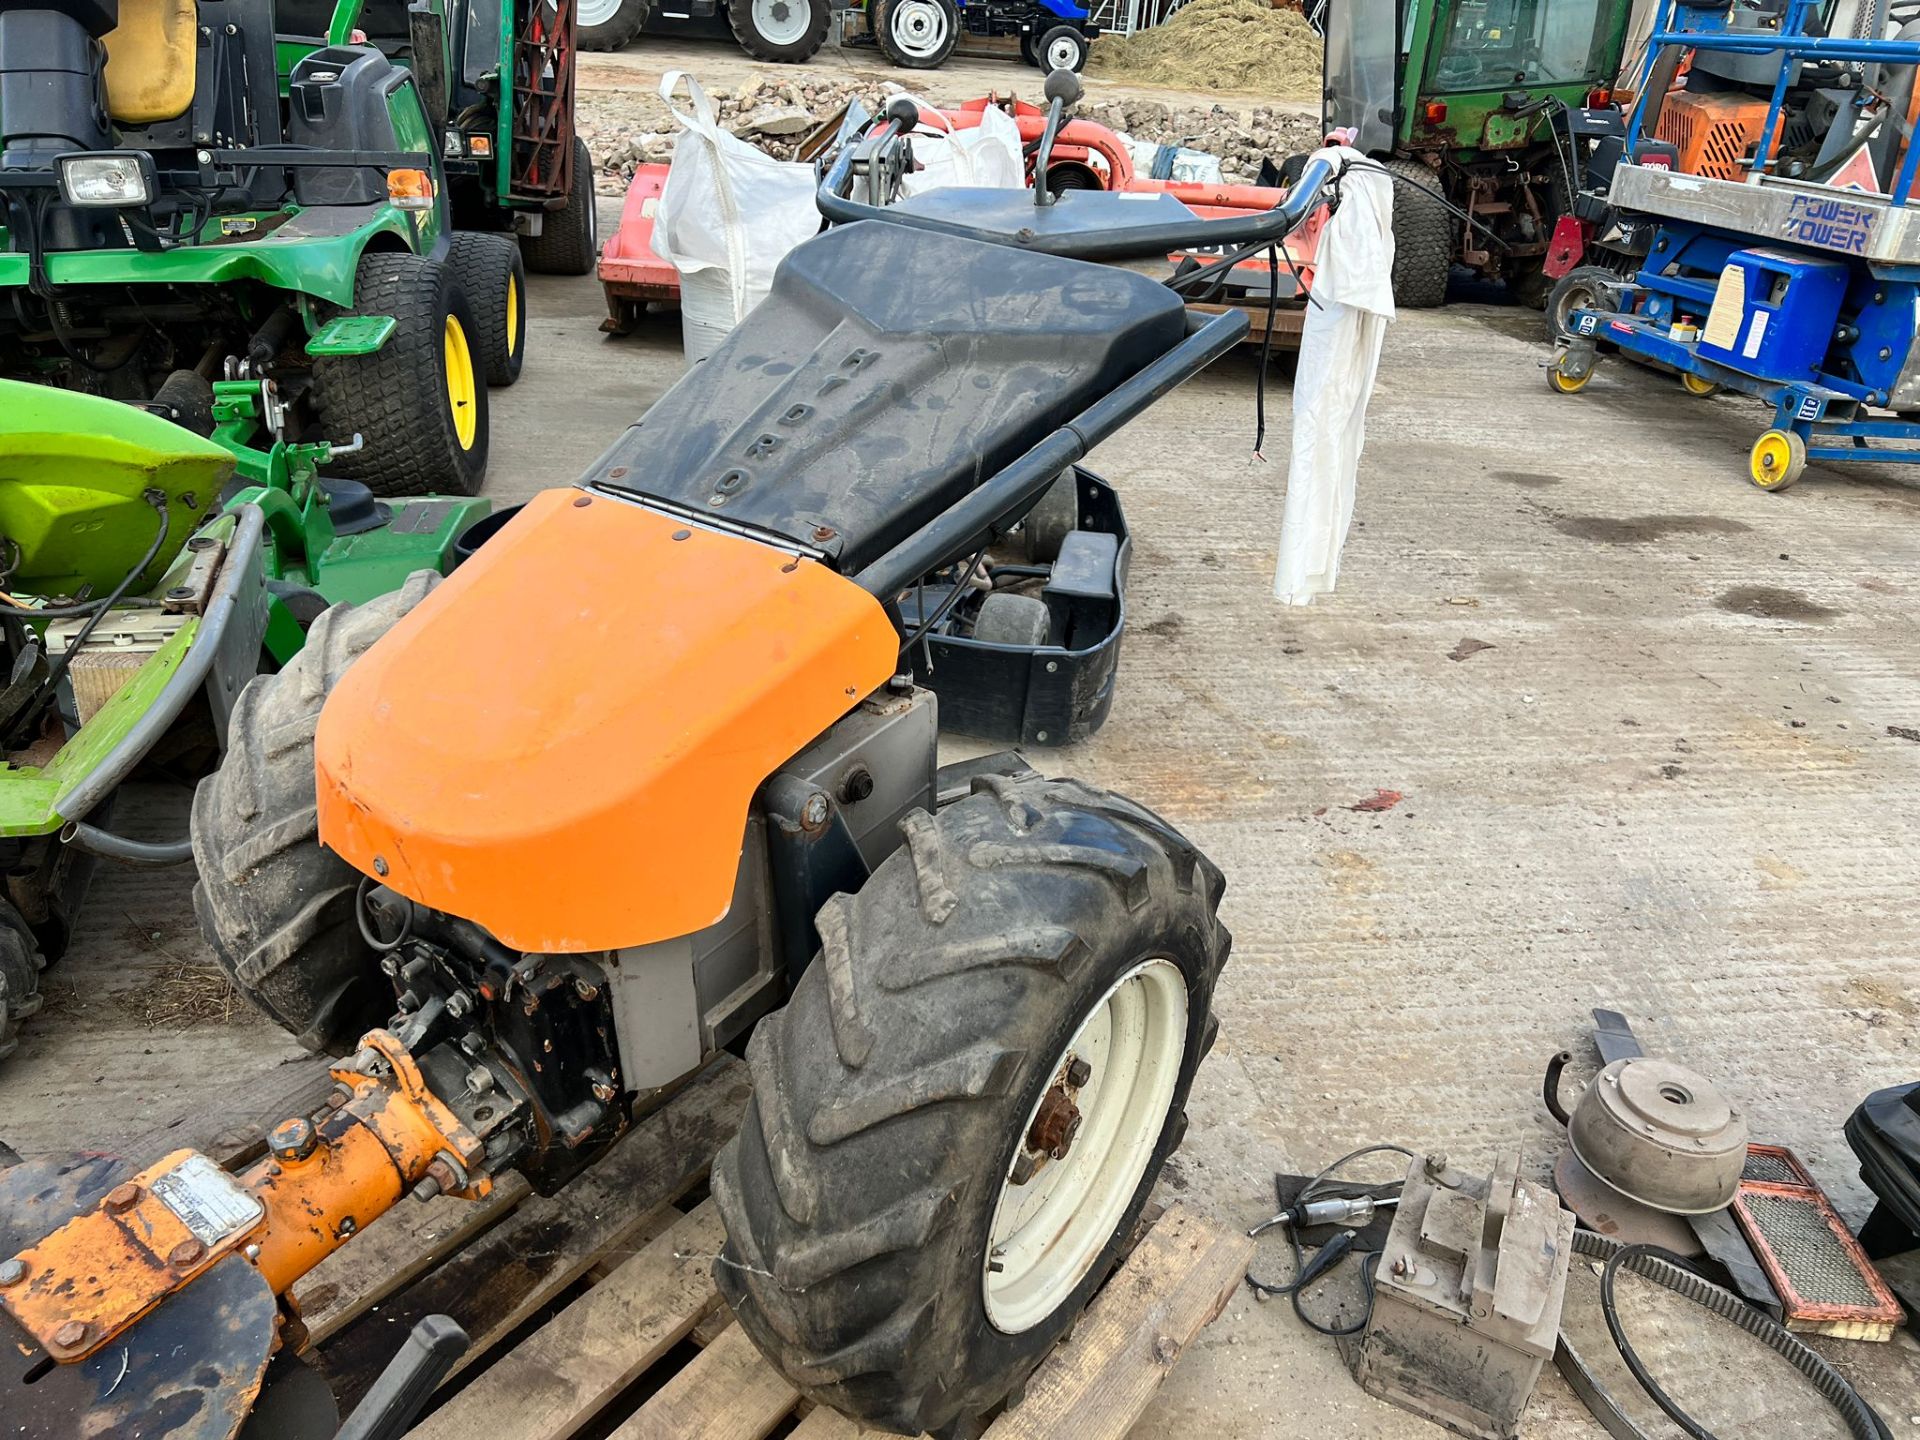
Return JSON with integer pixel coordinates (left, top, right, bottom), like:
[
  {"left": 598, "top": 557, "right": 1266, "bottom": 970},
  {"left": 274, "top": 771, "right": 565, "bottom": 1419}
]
[{"left": 816, "top": 124, "right": 1341, "bottom": 261}]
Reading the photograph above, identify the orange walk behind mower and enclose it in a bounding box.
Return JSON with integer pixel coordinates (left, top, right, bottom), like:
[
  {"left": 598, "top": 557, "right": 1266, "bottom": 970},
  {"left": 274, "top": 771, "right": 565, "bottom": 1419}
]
[{"left": 0, "top": 78, "right": 1342, "bottom": 1440}]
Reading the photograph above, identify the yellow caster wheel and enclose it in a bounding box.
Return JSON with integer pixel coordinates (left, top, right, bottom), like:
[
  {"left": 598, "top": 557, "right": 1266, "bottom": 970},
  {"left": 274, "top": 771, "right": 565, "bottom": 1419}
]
[
  {"left": 1547, "top": 350, "right": 1590, "bottom": 394},
  {"left": 1749, "top": 429, "right": 1807, "bottom": 490},
  {"left": 1681, "top": 371, "right": 1720, "bottom": 397}
]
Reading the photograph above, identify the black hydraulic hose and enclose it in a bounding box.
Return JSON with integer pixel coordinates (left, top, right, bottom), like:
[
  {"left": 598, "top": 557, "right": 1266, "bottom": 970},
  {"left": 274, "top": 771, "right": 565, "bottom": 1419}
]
[
  {"left": 1544, "top": 1049, "right": 1575, "bottom": 1126},
  {"left": 1578, "top": 1234, "right": 1892, "bottom": 1440},
  {"left": 58, "top": 820, "right": 192, "bottom": 866}
]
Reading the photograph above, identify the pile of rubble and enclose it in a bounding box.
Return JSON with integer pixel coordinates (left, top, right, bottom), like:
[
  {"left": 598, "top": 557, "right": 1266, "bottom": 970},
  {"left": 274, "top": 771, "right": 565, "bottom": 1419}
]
[{"left": 576, "top": 73, "right": 1323, "bottom": 192}]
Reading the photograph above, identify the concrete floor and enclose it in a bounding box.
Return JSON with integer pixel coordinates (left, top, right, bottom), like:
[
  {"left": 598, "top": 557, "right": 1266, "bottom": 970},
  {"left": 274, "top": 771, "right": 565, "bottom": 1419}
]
[{"left": 4, "top": 194, "right": 1920, "bottom": 1434}]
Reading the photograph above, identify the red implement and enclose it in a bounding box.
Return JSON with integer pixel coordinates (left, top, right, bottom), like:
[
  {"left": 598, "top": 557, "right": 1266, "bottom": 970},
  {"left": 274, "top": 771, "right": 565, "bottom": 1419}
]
[{"left": 598, "top": 162, "right": 677, "bottom": 334}]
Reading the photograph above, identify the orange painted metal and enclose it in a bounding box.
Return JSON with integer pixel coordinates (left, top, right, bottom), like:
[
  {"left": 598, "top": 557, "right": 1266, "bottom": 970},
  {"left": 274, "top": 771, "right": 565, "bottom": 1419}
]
[
  {"left": 2, "top": 1029, "right": 485, "bottom": 1359},
  {"left": 315, "top": 487, "right": 900, "bottom": 953}
]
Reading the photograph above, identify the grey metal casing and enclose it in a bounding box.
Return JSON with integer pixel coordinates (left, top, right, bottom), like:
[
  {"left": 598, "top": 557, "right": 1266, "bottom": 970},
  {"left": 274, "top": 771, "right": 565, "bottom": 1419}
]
[
  {"left": 603, "top": 686, "right": 937, "bottom": 1091},
  {"left": 1350, "top": 1154, "right": 1575, "bottom": 1440}
]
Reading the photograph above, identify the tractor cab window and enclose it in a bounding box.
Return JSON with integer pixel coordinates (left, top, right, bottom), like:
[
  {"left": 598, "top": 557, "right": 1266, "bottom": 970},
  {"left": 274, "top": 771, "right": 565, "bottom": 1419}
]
[{"left": 1429, "top": 0, "right": 1622, "bottom": 92}]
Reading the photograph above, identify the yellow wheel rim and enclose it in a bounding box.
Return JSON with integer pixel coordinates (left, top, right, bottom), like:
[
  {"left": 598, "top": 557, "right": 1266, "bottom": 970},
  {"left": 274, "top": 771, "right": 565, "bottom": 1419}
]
[
  {"left": 506, "top": 272, "right": 520, "bottom": 355},
  {"left": 1548, "top": 365, "right": 1588, "bottom": 394},
  {"left": 1681, "top": 372, "right": 1719, "bottom": 396},
  {"left": 1749, "top": 430, "right": 1802, "bottom": 490},
  {"left": 444, "top": 314, "right": 477, "bottom": 450}
]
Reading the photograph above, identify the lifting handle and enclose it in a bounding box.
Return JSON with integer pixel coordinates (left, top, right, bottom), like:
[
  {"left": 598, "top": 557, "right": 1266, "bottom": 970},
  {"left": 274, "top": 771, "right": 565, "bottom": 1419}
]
[{"left": 334, "top": 1314, "right": 470, "bottom": 1440}]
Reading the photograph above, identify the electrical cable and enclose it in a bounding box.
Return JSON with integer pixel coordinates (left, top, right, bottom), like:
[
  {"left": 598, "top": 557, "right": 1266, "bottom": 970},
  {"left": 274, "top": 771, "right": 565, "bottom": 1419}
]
[
  {"left": 356, "top": 874, "right": 414, "bottom": 954},
  {"left": 1581, "top": 1234, "right": 1892, "bottom": 1440},
  {"left": 36, "top": 491, "right": 171, "bottom": 701},
  {"left": 1245, "top": 1143, "right": 1418, "bottom": 1335},
  {"left": 898, "top": 544, "right": 990, "bottom": 655}
]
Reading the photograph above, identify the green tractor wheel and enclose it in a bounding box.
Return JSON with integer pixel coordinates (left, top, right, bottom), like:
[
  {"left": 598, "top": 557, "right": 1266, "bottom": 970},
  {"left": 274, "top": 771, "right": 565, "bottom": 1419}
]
[
  {"left": 520, "top": 136, "right": 598, "bottom": 277},
  {"left": 449, "top": 231, "right": 528, "bottom": 387},
  {"left": 311, "top": 253, "right": 489, "bottom": 497}
]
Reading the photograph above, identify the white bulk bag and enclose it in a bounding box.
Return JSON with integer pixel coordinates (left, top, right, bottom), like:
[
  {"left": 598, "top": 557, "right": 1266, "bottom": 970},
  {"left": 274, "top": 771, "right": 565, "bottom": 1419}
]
[
  {"left": 651, "top": 70, "right": 821, "bottom": 363},
  {"left": 896, "top": 98, "right": 1025, "bottom": 196}
]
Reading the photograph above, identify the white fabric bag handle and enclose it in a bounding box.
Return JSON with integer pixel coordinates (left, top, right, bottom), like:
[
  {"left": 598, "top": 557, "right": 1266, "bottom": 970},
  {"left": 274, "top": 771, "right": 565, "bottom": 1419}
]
[{"left": 659, "top": 69, "right": 749, "bottom": 316}]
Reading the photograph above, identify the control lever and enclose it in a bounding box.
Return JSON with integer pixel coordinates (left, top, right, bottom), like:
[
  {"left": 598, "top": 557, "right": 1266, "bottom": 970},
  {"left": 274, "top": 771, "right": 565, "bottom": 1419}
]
[
  {"left": 1033, "top": 68, "right": 1085, "bottom": 208},
  {"left": 333, "top": 1314, "right": 470, "bottom": 1440}
]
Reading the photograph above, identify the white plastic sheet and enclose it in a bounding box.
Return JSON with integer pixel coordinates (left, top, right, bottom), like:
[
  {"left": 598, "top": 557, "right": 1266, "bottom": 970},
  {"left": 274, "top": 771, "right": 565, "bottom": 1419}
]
[
  {"left": 897, "top": 99, "right": 1024, "bottom": 196},
  {"left": 651, "top": 70, "right": 821, "bottom": 363},
  {"left": 1274, "top": 148, "right": 1396, "bottom": 606}
]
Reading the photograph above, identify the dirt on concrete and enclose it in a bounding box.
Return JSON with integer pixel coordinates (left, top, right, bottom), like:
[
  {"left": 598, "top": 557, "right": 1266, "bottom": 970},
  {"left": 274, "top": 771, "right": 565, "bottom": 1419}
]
[{"left": 1090, "top": 0, "right": 1323, "bottom": 101}]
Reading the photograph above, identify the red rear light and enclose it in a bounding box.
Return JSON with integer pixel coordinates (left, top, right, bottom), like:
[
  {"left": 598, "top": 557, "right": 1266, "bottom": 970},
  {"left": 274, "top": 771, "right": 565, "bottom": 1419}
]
[
  {"left": 1424, "top": 101, "right": 1448, "bottom": 124},
  {"left": 1587, "top": 86, "right": 1613, "bottom": 108}
]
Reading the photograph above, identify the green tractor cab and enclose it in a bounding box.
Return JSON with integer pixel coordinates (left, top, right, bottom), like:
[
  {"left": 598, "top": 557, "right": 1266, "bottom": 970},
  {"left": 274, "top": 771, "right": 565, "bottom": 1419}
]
[
  {"left": 0, "top": 0, "right": 592, "bottom": 492},
  {"left": 1326, "top": 0, "right": 1632, "bottom": 306}
]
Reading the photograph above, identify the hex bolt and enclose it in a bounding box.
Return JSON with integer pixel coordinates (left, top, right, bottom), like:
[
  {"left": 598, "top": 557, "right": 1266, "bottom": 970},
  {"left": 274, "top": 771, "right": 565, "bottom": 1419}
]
[
  {"left": 52, "top": 1320, "right": 90, "bottom": 1351},
  {"left": 103, "top": 1181, "right": 143, "bottom": 1214},
  {"left": 372, "top": 855, "right": 389, "bottom": 877},
  {"left": 802, "top": 793, "right": 830, "bottom": 828},
  {"left": 169, "top": 1238, "right": 206, "bottom": 1269},
  {"left": 465, "top": 1065, "right": 495, "bottom": 1096},
  {"left": 1064, "top": 1056, "right": 1092, "bottom": 1088},
  {"left": 0, "top": 1258, "right": 25, "bottom": 1287},
  {"left": 446, "top": 990, "right": 473, "bottom": 1019},
  {"left": 1009, "top": 1152, "right": 1039, "bottom": 1186},
  {"left": 269, "top": 1117, "right": 320, "bottom": 1162},
  {"left": 1424, "top": 1151, "right": 1449, "bottom": 1178}
]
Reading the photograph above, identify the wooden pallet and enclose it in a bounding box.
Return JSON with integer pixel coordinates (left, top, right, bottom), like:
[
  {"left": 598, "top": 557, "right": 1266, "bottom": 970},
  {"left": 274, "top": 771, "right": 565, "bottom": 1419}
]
[{"left": 196, "top": 1054, "right": 1248, "bottom": 1438}]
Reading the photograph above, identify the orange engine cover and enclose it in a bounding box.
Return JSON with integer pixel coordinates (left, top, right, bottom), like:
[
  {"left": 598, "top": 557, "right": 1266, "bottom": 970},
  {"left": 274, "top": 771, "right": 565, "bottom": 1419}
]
[
  {"left": 315, "top": 488, "right": 900, "bottom": 953},
  {"left": 1655, "top": 90, "right": 1778, "bottom": 182}
]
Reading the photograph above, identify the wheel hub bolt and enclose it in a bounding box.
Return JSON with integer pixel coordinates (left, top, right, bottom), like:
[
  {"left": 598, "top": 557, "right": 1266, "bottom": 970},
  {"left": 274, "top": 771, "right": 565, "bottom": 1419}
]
[
  {"left": 103, "top": 1182, "right": 143, "bottom": 1214},
  {"left": 1009, "top": 1152, "right": 1039, "bottom": 1186},
  {"left": 1027, "top": 1085, "right": 1083, "bottom": 1159},
  {"left": 1065, "top": 1056, "right": 1092, "bottom": 1088}
]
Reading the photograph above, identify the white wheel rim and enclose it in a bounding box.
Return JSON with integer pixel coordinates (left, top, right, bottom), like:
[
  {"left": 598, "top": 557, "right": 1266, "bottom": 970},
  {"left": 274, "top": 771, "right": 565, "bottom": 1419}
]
[
  {"left": 983, "top": 957, "right": 1188, "bottom": 1334},
  {"left": 577, "top": 0, "right": 623, "bottom": 28},
  {"left": 891, "top": 0, "right": 950, "bottom": 59},
  {"left": 1046, "top": 35, "right": 1080, "bottom": 70},
  {"left": 751, "top": 0, "right": 812, "bottom": 46}
]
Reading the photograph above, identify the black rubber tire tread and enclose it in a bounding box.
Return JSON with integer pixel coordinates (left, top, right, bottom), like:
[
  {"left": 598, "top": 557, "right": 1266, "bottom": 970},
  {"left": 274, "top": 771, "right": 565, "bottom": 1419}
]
[
  {"left": 1546, "top": 262, "right": 1621, "bottom": 344},
  {"left": 1382, "top": 156, "right": 1453, "bottom": 309},
  {"left": 713, "top": 773, "right": 1231, "bottom": 1437},
  {"left": 873, "top": 0, "right": 958, "bottom": 69},
  {"left": 579, "top": 0, "right": 646, "bottom": 50},
  {"left": 1036, "top": 24, "right": 1088, "bottom": 73},
  {"left": 190, "top": 573, "right": 441, "bottom": 1054},
  {"left": 1021, "top": 471, "right": 1078, "bottom": 563},
  {"left": 0, "top": 902, "right": 46, "bottom": 1065},
  {"left": 447, "top": 231, "right": 526, "bottom": 387},
  {"left": 972, "top": 593, "right": 1049, "bottom": 647},
  {"left": 310, "top": 253, "right": 488, "bottom": 497},
  {"left": 728, "top": 0, "right": 830, "bottom": 62},
  {"left": 520, "top": 136, "right": 598, "bottom": 277}
]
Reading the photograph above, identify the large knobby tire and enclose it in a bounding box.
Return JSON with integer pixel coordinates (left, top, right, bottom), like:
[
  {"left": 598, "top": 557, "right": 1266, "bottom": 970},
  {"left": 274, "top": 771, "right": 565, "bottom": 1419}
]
[
  {"left": 0, "top": 903, "right": 46, "bottom": 1065},
  {"left": 1381, "top": 156, "right": 1453, "bottom": 309},
  {"left": 447, "top": 230, "right": 527, "bottom": 387},
  {"left": 728, "top": 0, "right": 830, "bottom": 62},
  {"left": 520, "top": 136, "right": 598, "bottom": 277},
  {"left": 873, "top": 0, "right": 959, "bottom": 69},
  {"left": 310, "top": 254, "right": 488, "bottom": 497},
  {"left": 578, "top": 0, "right": 646, "bottom": 49},
  {"left": 1546, "top": 263, "right": 1621, "bottom": 344},
  {"left": 190, "top": 574, "right": 441, "bottom": 1054},
  {"left": 713, "top": 774, "right": 1231, "bottom": 1437}
]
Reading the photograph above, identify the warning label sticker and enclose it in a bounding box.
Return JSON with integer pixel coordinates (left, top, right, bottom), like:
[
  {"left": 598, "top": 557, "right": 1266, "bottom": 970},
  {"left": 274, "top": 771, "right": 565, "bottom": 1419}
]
[{"left": 151, "top": 1154, "right": 265, "bottom": 1247}]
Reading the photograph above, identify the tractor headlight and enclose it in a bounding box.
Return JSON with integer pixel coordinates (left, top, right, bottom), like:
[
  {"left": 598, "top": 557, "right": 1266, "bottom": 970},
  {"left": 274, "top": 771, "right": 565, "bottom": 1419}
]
[{"left": 57, "top": 152, "right": 155, "bottom": 207}]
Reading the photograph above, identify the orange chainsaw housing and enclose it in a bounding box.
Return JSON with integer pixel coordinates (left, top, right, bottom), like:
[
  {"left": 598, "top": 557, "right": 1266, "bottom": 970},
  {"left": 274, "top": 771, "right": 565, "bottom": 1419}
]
[{"left": 314, "top": 488, "right": 899, "bottom": 953}]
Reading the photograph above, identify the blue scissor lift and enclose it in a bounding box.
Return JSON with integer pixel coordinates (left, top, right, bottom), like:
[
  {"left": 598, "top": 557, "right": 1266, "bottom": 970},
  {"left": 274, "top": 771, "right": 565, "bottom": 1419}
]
[{"left": 1550, "top": 0, "right": 1920, "bottom": 489}]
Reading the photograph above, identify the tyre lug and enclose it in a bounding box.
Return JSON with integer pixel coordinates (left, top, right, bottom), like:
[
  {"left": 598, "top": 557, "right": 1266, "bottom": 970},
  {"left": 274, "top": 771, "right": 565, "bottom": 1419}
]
[
  {"left": 1065, "top": 1055, "right": 1092, "bottom": 1088},
  {"left": 1009, "top": 1151, "right": 1039, "bottom": 1185}
]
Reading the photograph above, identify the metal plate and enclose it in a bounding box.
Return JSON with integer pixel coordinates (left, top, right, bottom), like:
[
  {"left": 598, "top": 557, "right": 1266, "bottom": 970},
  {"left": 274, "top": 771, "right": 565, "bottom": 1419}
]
[
  {"left": 1609, "top": 163, "right": 1920, "bottom": 266},
  {"left": 1553, "top": 1150, "right": 1704, "bottom": 1257}
]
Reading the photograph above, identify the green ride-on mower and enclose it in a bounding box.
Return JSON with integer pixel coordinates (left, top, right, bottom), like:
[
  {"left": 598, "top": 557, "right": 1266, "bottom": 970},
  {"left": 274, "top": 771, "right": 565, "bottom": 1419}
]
[
  {"left": 0, "top": 0, "right": 596, "bottom": 495},
  {"left": 0, "top": 380, "right": 486, "bottom": 1062},
  {"left": 1324, "top": 0, "right": 1632, "bottom": 307}
]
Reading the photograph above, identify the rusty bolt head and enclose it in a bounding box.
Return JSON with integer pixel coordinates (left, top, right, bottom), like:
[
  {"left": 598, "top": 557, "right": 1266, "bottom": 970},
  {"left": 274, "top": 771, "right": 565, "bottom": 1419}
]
[
  {"left": 1027, "top": 1086, "right": 1083, "bottom": 1160},
  {"left": 268, "top": 1116, "right": 319, "bottom": 1163},
  {"left": 1009, "top": 1152, "right": 1039, "bottom": 1186},
  {"left": 169, "top": 1238, "right": 206, "bottom": 1270},
  {"left": 1064, "top": 1056, "right": 1092, "bottom": 1088},
  {"left": 812, "top": 525, "right": 836, "bottom": 542},
  {"left": 103, "top": 1181, "right": 143, "bottom": 1214},
  {"left": 424, "top": 1158, "right": 459, "bottom": 1194},
  {"left": 802, "top": 792, "right": 830, "bottom": 829},
  {"left": 0, "top": 1258, "right": 25, "bottom": 1287},
  {"left": 52, "top": 1320, "right": 90, "bottom": 1351},
  {"left": 1424, "top": 1151, "right": 1449, "bottom": 1178}
]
